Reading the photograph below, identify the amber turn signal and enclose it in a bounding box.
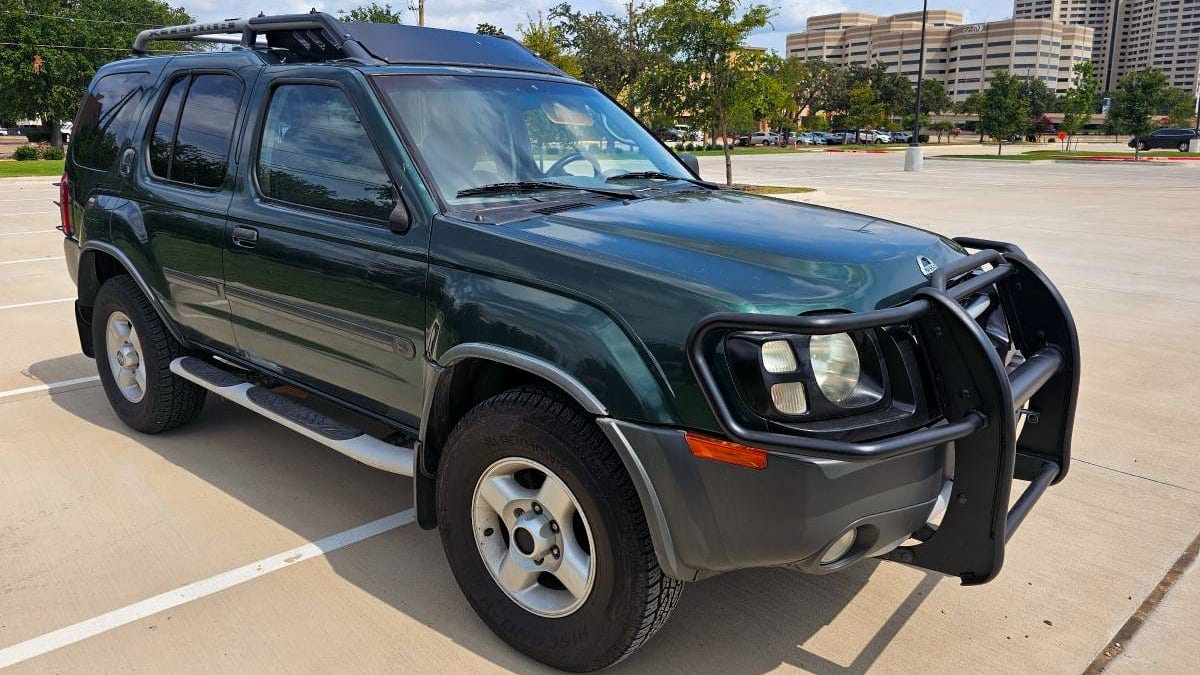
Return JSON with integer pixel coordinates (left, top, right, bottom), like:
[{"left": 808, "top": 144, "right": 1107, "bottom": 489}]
[{"left": 685, "top": 432, "right": 768, "bottom": 469}]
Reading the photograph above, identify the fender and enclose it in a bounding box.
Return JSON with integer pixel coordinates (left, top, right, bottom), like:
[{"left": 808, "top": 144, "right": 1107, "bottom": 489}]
[
  {"left": 79, "top": 240, "right": 190, "bottom": 347},
  {"left": 416, "top": 341, "right": 693, "bottom": 581}
]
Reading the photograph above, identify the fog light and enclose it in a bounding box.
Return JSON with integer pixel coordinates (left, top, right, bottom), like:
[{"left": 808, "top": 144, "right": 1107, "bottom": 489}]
[
  {"left": 770, "top": 382, "right": 807, "bottom": 415},
  {"left": 820, "top": 529, "right": 857, "bottom": 564},
  {"left": 760, "top": 340, "right": 797, "bottom": 373}
]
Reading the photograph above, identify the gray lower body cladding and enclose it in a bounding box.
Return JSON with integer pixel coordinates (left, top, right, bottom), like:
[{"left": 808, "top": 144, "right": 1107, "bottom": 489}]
[{"left": 603, "top": 420, "right": 945, "bottom": 581}]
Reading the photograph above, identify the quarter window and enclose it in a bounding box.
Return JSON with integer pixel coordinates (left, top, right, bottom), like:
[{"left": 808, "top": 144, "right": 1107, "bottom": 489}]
[
  {"left": 148, "top": 73, "right": 243, "bottom": 188},
  {"left": 255, "top": 84, "right": 393, "bottom": 221},
  {"left": 72, "top": 72, "right": 149, "bottom": 170}
]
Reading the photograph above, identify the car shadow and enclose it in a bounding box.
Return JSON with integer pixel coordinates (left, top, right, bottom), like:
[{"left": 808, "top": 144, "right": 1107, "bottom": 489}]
[{"left": 29, "top": 356, "right": 942, "bottom": 674}]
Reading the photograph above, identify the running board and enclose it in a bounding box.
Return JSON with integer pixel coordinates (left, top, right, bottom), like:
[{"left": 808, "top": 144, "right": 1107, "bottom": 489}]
[{"left": 170, "top": 356, "right": 414, "bottom": 476}]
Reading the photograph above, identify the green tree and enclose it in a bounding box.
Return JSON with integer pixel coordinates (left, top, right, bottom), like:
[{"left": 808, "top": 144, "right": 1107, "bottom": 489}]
[
  {"left": 918, "top": 78, "right": 950, "bottom": 115},
  {"left": 1107, "top": 68, "right": 1171, "bottom": 159},
  {"left": 1159, "top": 87, "right": 1195, "bottom": 128},
  {"left": 0, "top": 0, "right": 192, "bottom": 147},
  {"left": 549, "top": 2, "right": 658, "bottom": 103},
  {"left": 956, "top": 91, "right": 984, "bottom": 141},
  {"left": 640, "top": 0, "right": 772, "bottom": 185},
  {"left": 337, "top": 2, "right": 405, "bottom": 24},
  {"left": 475, "top": 23, "right": 505, "bottom": 36},
  {"left": 931, "top": 120, "right": 956, "bottom": 143},
  {"left": 518, "top": 12, "right": 581, "bottom": 77},
  {"left": 1017, "top": 77, "right": 1055, "bottom": 139},
  {"left": 775, "top": 57, "right": 839, "bottom": 129},
  {"left": 1059, "top": 61, "right": 1099, "bottom": 150},
  {"left": 979, "top": 70, "right": 1028, "bottom": 155},
  {"left": 845, "top": 85, "right": 885, "bottom": 142}
]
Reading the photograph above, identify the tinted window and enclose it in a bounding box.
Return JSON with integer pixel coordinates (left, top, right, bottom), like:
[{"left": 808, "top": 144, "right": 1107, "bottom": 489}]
[
  {"left": 72, "top": 72, "right": 149, "bottom": 170},
  {"left": 148, "top": 73, "right": 242, "bottom": 188},
  {"left": 149, "top": 77, "right": 187, "bottom": 178},
  {"left": 256, "top": 84, "right": 393, "bottom": 220}
]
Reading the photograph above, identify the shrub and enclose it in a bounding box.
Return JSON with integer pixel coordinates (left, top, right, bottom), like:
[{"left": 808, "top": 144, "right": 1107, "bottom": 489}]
[
  {"left": 42, "top": 145, "right": 65, "bottom": 160},
  {"left": 23, "top": 128, "right": 50, "bottom": 143},
  {"left": 11, "top": 144, "right": 40, "bottom": 161}
]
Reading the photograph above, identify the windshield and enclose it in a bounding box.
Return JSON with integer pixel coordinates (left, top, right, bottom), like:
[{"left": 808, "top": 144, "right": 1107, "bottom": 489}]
[{"left": 373, "top": 75, "right": 693, "bottom": 207}]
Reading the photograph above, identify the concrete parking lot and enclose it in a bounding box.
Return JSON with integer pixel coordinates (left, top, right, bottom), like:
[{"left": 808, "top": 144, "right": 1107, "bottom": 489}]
[{"left": 1, "top": 152, "right": 1197, "bottom": 673}]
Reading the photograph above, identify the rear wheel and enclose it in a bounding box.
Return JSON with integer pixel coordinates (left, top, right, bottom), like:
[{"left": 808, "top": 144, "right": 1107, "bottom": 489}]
[
  {"left": 1136, "top": 140, "right": 1149, "bottom": 151},
  {"left": 1179, "top": 141, "right": 1189, "bottom": 152},
  {"left": 93, "top": 275, "right": 206, "bottom": 433},
  {"left": 436, "top": 387, "right": 682, "bottom": 671}
]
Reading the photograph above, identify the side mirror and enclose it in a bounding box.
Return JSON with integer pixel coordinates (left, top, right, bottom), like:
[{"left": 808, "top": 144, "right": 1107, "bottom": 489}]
[
  {"left": 387, "top": 187, "right": 411, "bottom": 234},
  {"left": 678, "top": 152, "right": 700, "bottom": 176}
]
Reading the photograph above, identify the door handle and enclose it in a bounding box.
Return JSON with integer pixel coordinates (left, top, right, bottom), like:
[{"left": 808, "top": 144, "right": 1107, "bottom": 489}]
[{"left": 231, "top": 226, "right": 259, "bottom": 249}]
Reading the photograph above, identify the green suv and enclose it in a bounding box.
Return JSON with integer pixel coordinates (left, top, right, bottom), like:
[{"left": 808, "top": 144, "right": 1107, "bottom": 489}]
[{"left": 60, "top": 14, "right": 1079, "bottom": 671}]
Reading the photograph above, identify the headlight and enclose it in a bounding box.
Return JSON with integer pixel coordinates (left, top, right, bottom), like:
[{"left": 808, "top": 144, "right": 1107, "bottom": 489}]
[
  {"left": 810, "top": 333, "right": 861, "bottom": 404},
  {"left": 723, "top": 329, "right": 886, "bottom": 421}
]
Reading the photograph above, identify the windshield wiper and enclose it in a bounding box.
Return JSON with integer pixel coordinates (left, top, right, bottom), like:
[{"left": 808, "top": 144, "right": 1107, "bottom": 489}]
[
  {"left": 605, "top": 171, "right": 715, "bottom": 188},
  {"left": 456, "top": 181, "right": 637, "bottom": 200}
]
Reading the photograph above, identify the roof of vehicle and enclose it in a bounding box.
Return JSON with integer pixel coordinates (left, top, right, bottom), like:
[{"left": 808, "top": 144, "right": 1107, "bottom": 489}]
[{"left": 130, "top": 12, "right": 569, "bottom": 78}]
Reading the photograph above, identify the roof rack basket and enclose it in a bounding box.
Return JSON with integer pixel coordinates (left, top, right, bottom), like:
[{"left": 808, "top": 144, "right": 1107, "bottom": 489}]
[
  {"left": 130, "top": 11, "right": 565, "bottom": 76},
  {"left": 131, "top": 12, "right": 376, "bottom": 63}
]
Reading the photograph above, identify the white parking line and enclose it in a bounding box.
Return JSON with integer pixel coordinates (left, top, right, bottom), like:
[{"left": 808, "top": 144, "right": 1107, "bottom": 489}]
[
  {"left": 0, "top": 509, "right": 417, "bottom": 668},
  {"left": 0, "top": 298, "right": 74, "bottom": 311},
  {"left": 0, "top": 229, "right": 58, "bottom": 236},
  {"left": 0, "top": 256, "right": 62, "bottom": 266},
  {"left": 0, "top": 375, "right": 101, "bottom": 401}
]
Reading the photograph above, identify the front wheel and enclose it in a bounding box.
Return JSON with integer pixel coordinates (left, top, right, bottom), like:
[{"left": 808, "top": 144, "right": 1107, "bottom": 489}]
[
  {"left": 1180, "top": 141, "right": 1190, "bottom": 153},
  {"left": 437, "top": 387, "right": 682, "bottom": 671},
  {"left": 1136, "top": 140, "right": 1148, "bottom": 151}
]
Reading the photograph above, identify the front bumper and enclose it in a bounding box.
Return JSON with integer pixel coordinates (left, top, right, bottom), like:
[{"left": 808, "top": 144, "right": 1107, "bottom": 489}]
[{"left": 655, "top": 237, "right": 1079, "bottom": 585}]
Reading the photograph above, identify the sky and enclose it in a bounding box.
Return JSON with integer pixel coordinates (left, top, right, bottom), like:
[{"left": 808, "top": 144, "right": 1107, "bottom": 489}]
[{"left": 185, "top": 0, "right": 1015, "bottom": 55}]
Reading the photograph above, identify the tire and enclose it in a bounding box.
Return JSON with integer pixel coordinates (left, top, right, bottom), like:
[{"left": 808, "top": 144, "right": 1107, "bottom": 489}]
[
  {"left": 1137, "top": 140, "right": 1148, "bottom": 151},
  {"left": 1179, "top": 141, "right": 1189, "bottom": 153},
  {"left": 436, "top": 387, "right": 683, "bottom": 671},
  {"left": 92, "top": 275, "right": 206, "bottom": 433}
]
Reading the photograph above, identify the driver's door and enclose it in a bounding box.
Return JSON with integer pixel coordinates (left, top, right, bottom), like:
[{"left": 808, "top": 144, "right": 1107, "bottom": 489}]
[{"left": 223, "top": 69, "right": 428, "bottom": 425}]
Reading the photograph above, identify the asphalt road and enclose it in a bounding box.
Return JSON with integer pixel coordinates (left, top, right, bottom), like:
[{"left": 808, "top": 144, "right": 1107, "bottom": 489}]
[{"left": 1, "top": 151, "right": 1197, "bottom": 673}]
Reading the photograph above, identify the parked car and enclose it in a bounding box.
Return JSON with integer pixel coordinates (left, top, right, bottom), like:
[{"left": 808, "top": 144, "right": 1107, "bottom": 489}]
[
  {"left": 742, "top": 131, "right": 781, "bottom": 146},
  {"left": 798, "top": 131, "right": 816, "bottom": 145},
  {"left": 62, "top": 13, "right": 1080, "bottom": 672},
  {"left": 657, "top": 128, "right": 684, "bottom": 143},
  {"left": 872, "top": 130, "right": 892, "bottom": 144},
  {"left": 1128, "top": 128, "right": 1200, "bottom": 152},
  {"left": 0, "top": 128, "right": 8, "bottom": 136},
  {"left": 809, "top": 131, "right": 831, "bottom": 145},
  {"left": 825, "top": 131, "right": 846, "bottom": 145},
  {"left": 891, "top": 131, "right": 913, "bottom": 143}
]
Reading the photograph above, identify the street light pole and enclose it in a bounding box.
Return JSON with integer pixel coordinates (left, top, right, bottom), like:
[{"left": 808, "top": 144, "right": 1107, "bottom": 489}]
[{"left": 904, "top": 0, "right": 930, "bottom": 171}]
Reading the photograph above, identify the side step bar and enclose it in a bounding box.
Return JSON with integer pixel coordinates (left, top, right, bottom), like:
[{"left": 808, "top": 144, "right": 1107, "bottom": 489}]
[{"left": 170, "top": 357, "right": 414, "bottom": 476}]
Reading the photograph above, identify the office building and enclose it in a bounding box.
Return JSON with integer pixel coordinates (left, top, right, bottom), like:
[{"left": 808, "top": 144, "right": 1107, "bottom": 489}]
[{"left": 786, "top": 10, "right": 1095, "bottom": 102}]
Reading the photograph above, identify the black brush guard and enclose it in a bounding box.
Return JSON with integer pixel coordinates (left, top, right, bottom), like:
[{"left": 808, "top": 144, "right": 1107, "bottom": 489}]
[{"left": 686, "top": 237, "right": 1080, "bottom": 584}]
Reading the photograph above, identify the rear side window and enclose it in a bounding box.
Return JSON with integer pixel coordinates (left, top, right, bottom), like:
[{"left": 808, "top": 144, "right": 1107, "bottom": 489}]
[
  {"left": 255, "top": 84, "right": 393, "bottom": 221},
  {"left": 148, "top": 73, "right": 243, "bottom": 188},
  {"left": 72, "top": 72, "right": 149, "bottom": 170}
]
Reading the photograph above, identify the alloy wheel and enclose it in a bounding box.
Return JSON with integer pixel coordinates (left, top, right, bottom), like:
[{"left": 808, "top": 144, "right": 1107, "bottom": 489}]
[
  {"left": 471, "top": 457, "right": 596, "bottom": 618},
  {"left": 105, "top": 310, "right": 146, "bottom": 403}
]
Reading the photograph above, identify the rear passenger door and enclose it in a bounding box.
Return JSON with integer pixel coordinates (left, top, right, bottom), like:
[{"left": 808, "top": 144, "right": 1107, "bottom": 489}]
[
  {"left": 223, "top": 69, "right": 427, "bottom": 426},
  {"left": 126, "top": 57, "right": 260, "bottom": 350}
]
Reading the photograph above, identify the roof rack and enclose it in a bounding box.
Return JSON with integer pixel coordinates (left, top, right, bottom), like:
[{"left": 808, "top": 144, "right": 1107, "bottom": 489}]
[{"left": 131, "top": 11, "right": 567, "bottom": 76}]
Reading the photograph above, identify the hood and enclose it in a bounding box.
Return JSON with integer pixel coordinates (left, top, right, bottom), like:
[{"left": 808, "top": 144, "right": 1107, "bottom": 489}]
[{"left": 504, "top": 189, "right": 965, "bottom": 315}]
